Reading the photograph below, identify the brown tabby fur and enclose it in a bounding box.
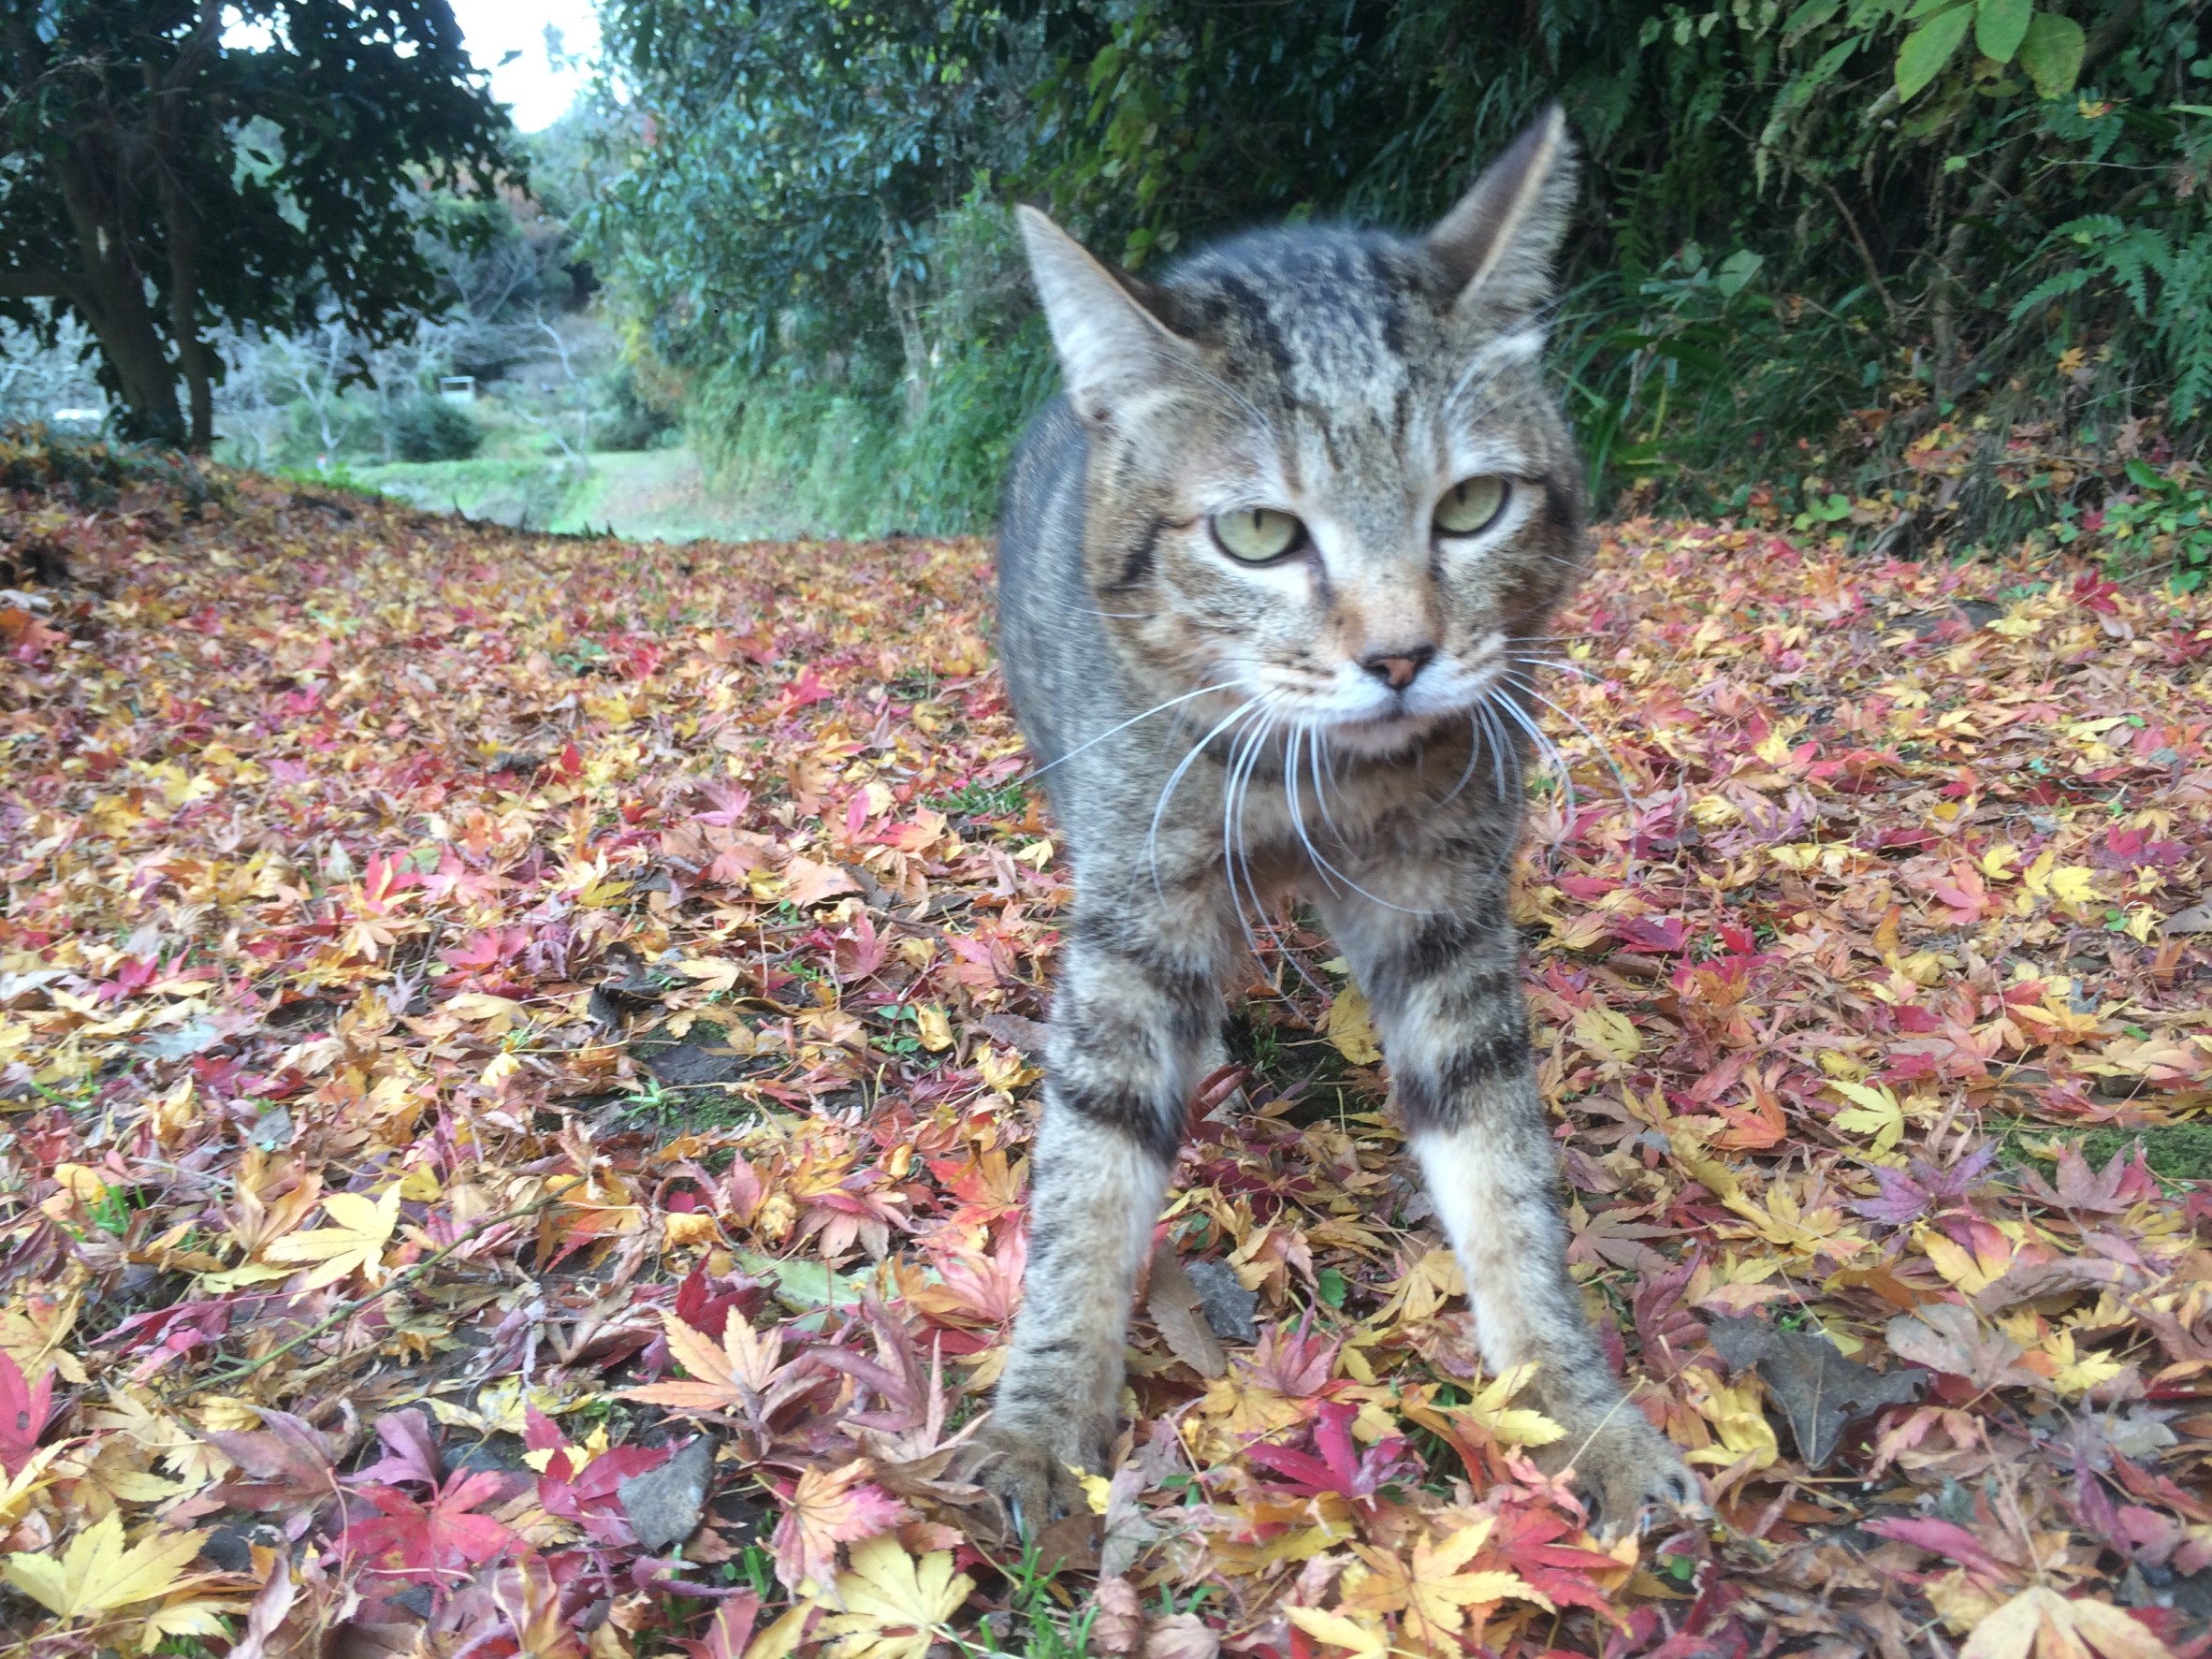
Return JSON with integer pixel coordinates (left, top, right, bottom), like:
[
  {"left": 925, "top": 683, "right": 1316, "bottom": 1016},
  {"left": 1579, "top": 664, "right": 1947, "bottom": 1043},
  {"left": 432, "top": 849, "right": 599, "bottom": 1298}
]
[{"left": 976, "top": 109, "right": 1700, "bottom": 1537}]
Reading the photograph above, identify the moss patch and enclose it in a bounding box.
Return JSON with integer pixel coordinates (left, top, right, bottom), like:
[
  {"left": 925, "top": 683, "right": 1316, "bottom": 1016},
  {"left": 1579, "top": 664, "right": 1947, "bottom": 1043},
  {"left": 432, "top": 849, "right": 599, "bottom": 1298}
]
[{"left": 2079, "top": 1122, "right": 2212, "bottom": 1182}]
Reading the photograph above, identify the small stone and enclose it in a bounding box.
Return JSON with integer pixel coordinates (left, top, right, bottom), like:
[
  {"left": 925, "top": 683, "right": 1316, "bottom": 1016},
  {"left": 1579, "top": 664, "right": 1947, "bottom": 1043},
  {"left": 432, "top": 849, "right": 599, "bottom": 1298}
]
[
  {"left": 1185, "top": 1260, "right": 1258, "bottom": 1343},
  {"left": 196, "top": 1525, "right": 256, "bottom": 1573},
  {"left": 618, "top": 1435, "right": 716, "bottom": 1551}
]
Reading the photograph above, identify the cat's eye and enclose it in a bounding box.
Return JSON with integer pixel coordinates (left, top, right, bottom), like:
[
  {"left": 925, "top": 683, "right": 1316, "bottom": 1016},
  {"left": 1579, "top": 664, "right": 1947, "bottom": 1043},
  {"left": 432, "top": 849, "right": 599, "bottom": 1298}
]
[
  {"left": 1211, "top": 507, "right": 1307, "bottom": 563},
  {"left": 1433, "top": 475, "right": 1508, "bottom": 536}
]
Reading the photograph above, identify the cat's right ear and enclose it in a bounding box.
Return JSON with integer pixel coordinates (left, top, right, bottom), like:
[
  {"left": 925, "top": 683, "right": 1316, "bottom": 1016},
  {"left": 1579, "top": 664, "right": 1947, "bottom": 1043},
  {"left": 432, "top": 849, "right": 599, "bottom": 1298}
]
[
  {"left": 1015, "top": 206, "right": 1195, "bottom": 425},
  {"left": 1427, "top": 103, "right": 1579, "bottom": 317}
]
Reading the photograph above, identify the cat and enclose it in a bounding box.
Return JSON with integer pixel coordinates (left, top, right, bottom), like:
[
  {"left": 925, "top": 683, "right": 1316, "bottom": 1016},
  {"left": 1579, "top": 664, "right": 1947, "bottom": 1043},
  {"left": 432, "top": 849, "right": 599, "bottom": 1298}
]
[{"left": 978, "top": 107, "right": 1700, "bottom": 1538}]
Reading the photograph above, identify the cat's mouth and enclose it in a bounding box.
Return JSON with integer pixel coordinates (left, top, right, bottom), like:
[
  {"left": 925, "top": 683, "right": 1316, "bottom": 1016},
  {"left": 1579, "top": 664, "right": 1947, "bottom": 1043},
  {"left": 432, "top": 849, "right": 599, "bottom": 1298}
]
[
  {"left": 1322, "top": 705, "right": 1448, "bottom": 758},
  {"left": 1310, "top": 650, "right": 1505, "bottom": 749}
]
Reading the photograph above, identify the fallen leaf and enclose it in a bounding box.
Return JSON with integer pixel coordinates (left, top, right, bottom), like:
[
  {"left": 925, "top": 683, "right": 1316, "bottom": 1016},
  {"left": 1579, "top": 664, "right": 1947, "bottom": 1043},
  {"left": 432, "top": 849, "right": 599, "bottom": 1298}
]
[
  {"left": 1, "top": 1512, "right": 207, "bottom": 1626},
  {"left": 1708, "top": 1316, "right": 1922, "bottom": 1466},
  {"left": 260, "top": 1186, "right": 401, "bottom": 1289},
  {"left": 812, "top": 1534, "right": 973, "bottom": 1658}
]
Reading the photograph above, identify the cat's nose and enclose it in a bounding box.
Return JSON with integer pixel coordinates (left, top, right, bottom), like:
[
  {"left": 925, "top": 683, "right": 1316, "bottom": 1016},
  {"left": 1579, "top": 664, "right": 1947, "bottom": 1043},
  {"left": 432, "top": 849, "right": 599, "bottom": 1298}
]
[{"left": 1362, "top": 646, "right": 1433, "bottom": 690}]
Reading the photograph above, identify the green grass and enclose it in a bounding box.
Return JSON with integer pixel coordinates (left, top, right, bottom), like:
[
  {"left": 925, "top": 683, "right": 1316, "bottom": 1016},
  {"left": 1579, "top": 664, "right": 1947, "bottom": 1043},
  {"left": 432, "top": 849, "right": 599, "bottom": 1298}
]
[
  {"left": 351, "top": 445, "right": 773, "bottom": 543},
  {"left": 352, "top": 455, "right": 584, "bottom": 531},
  {"left": 2079, "top": 1122, "right": 2212, "bottom": 1182},
  {"left": 1989, "top": 1120, "right": 2212, "bottom": 1184}
]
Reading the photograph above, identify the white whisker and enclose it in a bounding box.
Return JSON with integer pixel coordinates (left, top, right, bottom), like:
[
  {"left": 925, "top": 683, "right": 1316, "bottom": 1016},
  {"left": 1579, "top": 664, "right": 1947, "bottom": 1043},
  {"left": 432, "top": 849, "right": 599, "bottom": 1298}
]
[
  {"left": 1146, "top": 694, "right": 1264, "bottom": 901},
  {"left": 1284, "top": 727, "right": 1344, "bottom": 898},
  {"left": 1028, "top": 682, "right": 1236, "bottom": 780}
]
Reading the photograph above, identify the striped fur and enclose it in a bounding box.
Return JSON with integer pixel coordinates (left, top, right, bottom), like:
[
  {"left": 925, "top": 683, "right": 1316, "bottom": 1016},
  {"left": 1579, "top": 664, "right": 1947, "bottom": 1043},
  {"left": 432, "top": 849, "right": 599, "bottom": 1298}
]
[{"left": 975, "top": 108, "right": 1698, "bottom": 1537}]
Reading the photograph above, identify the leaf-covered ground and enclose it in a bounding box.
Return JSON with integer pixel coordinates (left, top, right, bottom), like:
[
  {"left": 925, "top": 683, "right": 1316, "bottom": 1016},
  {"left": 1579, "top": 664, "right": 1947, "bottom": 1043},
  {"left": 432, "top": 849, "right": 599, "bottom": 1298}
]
[{"left": 3, "top": 458, "right": 2210, "bottom": 1659}]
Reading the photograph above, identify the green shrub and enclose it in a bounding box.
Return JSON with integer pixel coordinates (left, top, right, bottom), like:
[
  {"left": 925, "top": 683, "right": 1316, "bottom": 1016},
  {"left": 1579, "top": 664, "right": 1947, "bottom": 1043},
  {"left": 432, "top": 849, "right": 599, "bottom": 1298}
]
[
  {"left": 2055, "top": 458, "right": 2212, "bottom": 592},
  {"left": 0, "top": 421, "right": 215, "bottom": 512},
  {"left": 387, "top": 396, "right": 482, "bottom": 462},
  {"left": 594, "top": 365, "right": 680, "bottom": 452}
]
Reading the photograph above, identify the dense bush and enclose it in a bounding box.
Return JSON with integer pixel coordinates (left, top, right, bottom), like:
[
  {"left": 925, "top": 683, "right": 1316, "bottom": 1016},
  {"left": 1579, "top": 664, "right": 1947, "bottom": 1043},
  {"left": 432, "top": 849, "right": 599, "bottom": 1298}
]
[
  {"left": 387, "top": 395, "right": 483, "bottom": 463},
  {"left": 0, "top": 422, "right": 215, "bottom": 515},
  {"left": 592, "top": 0, "right": 2210, "bottom": 556},
  {"left": 593, "top": 364, "right": 681, "bottom": 452}
]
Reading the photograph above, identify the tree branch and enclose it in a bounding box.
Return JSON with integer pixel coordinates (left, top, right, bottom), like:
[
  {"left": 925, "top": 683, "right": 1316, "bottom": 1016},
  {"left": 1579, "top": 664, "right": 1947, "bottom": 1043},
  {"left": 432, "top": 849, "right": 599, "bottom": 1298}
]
[{"left": 0, "top": 268, "right": 72, "bottom": 298}]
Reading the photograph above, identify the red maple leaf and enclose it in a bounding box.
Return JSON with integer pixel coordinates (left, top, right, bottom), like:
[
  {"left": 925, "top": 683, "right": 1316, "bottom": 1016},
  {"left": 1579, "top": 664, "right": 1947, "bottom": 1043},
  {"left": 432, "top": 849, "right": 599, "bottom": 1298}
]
[
  {"left": 1480, "top": 1501, "right": 1633, "bottom": 1618},
  {"left": 1244, "top": 1402, "right": 1415, "bottom": 1505},
  {"left": 344, "top": 1473, "right": 520, "bottom": 1581},
  {"left": 0, "top": 1350, "right": 55, "bottom": 1477},
  {"left": 526, "top": 1404, "right": 673, "bottom": 1547}
]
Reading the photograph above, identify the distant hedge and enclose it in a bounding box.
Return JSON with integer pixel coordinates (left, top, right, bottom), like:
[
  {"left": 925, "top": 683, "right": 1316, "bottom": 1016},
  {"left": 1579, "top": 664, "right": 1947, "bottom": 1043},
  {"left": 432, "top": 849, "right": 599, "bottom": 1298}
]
[{"left": 591, "top": 0, "right": 2207, "bottom": 547}]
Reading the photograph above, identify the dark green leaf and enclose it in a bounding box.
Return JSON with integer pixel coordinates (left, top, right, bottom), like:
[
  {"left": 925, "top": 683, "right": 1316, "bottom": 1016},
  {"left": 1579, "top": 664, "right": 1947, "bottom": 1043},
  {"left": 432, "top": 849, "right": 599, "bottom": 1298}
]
[
  {"left": 1897, "top": 5, "right": 1972, "bottom": 101},
  {"left": 2016, "top": 10, "right": 2086, "bottom": 98},
  {"left": 1973, "top": 0, "right": 2031, "bottom": 64}
]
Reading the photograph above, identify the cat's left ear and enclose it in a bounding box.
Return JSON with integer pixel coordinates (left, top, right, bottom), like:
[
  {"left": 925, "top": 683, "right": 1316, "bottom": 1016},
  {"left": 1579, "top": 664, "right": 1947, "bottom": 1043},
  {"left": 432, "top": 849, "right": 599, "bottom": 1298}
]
[
  {"left": 1015, "top": 205, "right": 1198, "bottom": 425},
  {"left": 1427, "top": 103, "right": 1579, "bottom": 316}
]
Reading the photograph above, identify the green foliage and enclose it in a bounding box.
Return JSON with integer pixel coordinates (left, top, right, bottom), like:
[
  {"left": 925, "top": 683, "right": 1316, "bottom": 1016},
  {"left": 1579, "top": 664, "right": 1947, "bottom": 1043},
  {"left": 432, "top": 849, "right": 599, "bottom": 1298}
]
[
  {"left": 0, "top": 423, "right": 214, "bottom": 514},
  {"left": 387, "top": 397, "right": 483, "bottom": 463},
  {"left": 2057, "top": 458, "right": 2212, "bottom": 592},
  {"left": 592, "top": 0, "right": 2212, "bottom": 549},
  {"left": 593, "top": 365, "right": 682, "bottom": 453},
  {"left": 0, "top": 1, "right": 515, "bottom": 448}
]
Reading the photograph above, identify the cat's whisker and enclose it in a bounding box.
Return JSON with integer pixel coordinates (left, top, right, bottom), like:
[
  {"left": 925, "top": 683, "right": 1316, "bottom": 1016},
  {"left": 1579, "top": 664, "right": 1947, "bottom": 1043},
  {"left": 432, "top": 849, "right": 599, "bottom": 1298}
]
[
  {"left": 1475, "top": 696, "right": 1525, "bottom": 886},
  {"left": 1220, "top": 706, "right": 1274, "bottom": 957},
  {"left": 1028, "top": 681, "right": 1239, "bottom": 781},
  {"left": 1493, "top": 691, "right": 1581, "bottom": 847},
  {"left": 1290, "top": 725, "right": 1436, "bottom": 916},
  {"left": 1508, "top": 654, "right": 1585, "bottom": 679},
  {"left": 1283, "top": 726, "right": 1344, "bottom": 898},
  {"left": 1436, "top": 710, "right": 1487, "bottom": 808},
  {"left": 1500, "top": 669, "right": 1643, "bottom": 823},
  {"left": 1145, "top": 693, "right": 1266, "bottom": 901},
  {"left": 1489, "top": 700, "right": 1515, "bottom": 804},
  {"left": 1232, "top": 717, "right": 1337, "bottom": 998}
]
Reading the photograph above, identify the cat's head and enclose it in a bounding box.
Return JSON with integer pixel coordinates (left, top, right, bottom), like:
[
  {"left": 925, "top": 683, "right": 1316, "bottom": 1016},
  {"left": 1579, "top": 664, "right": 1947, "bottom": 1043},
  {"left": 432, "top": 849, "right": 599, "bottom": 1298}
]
[{"left": 1018, "top": 108, "right": 1586, "bottom": 757}]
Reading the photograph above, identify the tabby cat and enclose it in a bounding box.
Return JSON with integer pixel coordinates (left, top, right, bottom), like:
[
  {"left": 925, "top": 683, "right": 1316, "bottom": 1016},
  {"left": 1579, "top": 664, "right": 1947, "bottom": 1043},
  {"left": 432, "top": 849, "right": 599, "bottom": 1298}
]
[{"left": 981, "top": 108, "right": 1700, "bottom": 1537}]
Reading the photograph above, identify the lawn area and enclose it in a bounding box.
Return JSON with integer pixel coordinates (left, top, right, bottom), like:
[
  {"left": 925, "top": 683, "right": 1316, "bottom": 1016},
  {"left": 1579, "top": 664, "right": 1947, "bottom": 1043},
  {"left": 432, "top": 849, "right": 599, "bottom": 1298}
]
[
  {"left": 1, "top": 465, "right": 2208, "bottom": 1656},
  {"left": 353, "top": 444, "right": 764, "bottom": 543}
]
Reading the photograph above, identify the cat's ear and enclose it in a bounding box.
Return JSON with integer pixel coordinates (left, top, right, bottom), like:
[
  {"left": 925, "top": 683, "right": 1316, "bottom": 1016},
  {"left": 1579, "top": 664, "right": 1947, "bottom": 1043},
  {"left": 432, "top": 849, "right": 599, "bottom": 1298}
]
[
  {"left": 1015, "top": 205, "right": 1196, "bottom": 423},
  {"left": 1427, "top": 103, "right": 1579, "bottom": 315}
]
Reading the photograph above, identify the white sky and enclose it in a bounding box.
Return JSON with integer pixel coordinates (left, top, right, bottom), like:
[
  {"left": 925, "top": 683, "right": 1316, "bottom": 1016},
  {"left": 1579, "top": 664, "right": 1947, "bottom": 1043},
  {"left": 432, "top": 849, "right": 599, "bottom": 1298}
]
[
  {"left": 448, "top": 0, "right": 602, "bottom": 133},
  {"left": 222, "top": 1, "right": 602, "bottom": 133}
]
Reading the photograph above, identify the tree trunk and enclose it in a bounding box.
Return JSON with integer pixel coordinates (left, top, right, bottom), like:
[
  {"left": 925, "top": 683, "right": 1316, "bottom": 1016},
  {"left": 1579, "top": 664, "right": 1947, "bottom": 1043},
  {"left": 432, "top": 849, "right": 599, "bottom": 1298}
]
[
  {"left": 157, "top": 164, "right": 213, "bottom": 452},
  {"left": 51, "top": 141, "right": 183, "bottom": 444}
]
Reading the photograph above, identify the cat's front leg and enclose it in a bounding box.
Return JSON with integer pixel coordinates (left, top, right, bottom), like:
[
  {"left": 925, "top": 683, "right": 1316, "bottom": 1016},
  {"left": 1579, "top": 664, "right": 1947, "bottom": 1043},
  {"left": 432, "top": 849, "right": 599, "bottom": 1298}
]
[
  {"left": 1330, "top": 901, "right": 1703, "bottom": 1536},
  {"left": 970, "top": 909, "right": 1221, "bottom": 1532}
]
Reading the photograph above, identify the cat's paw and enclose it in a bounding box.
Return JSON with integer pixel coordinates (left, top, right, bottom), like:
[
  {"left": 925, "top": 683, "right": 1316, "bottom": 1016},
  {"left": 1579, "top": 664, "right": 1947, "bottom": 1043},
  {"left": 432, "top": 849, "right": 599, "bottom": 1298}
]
[
  {"left": 960, "top": 1418, "right": 1106, "bottom": 1537},
  {"left": 1547, "top": 1410, "right": 1704, "bottom": 1540}
]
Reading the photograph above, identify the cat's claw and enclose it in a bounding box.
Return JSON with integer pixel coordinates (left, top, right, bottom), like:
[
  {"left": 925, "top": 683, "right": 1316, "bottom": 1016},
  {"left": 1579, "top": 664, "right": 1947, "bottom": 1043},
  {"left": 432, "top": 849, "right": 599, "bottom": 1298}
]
[
  {"left": 1546, "top": 1412, "right": 1706, "bottom": 1541},
  {"left": 961, "top": 1420, "right": 1098, "bottom": 1537}
]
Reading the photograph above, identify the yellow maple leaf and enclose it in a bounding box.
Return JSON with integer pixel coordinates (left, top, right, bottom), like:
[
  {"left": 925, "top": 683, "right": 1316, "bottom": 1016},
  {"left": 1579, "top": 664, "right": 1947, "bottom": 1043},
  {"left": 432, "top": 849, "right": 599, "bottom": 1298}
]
[
  {"left": 1914, "top": 1223, "right": 2016, "bottom": 1296},
  {"left": 1683, "top": 1370, "right": 1779, "bottom": 1470},
  {"left": 1287, "top": 1607, "right": 1391, "bottom": 1659},
  {"left": 2048, "top": 866, "right": 2101, "bottom": 906},
  {"left": 677, "top": 957, "right": 743, "bottom": 995},
  {"left": 912, "top": 1004, "right": 953, "bottom": 1053},
  {"left": 1459, "top": 1361, "right": 1565, "bottom": 1448},
  {"left": 1344, "top": 1515, "right": 1549, "bottom": 1650},
  {"left": 622, "top": 1308, "right": 782, "bottom": 1413},
  {"left": 814, "top": 1535, "right": 974, "bottom": 1659},
  {"left": 1960, "top": 1584, "right": 2172, "bottom": 1659},
  {"left": 2045, "top": 1330, "right": 2129, "bottom": 1398},
  {"left": 1571, "top": 1006, "right": 1642, "bottom": 1065},
  {"left": 2, "top": 1513, "right": 207, "bottom": 1629},
  {"left": 1830, "top": 1080, "right": 1905, "bottom": 1156},
  {"left": 1327, "top": 984, "right": 1382, "bottom": 1066},
  {"left": 260, "top": 1186, "right": 401, "bottom": 1290}
]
